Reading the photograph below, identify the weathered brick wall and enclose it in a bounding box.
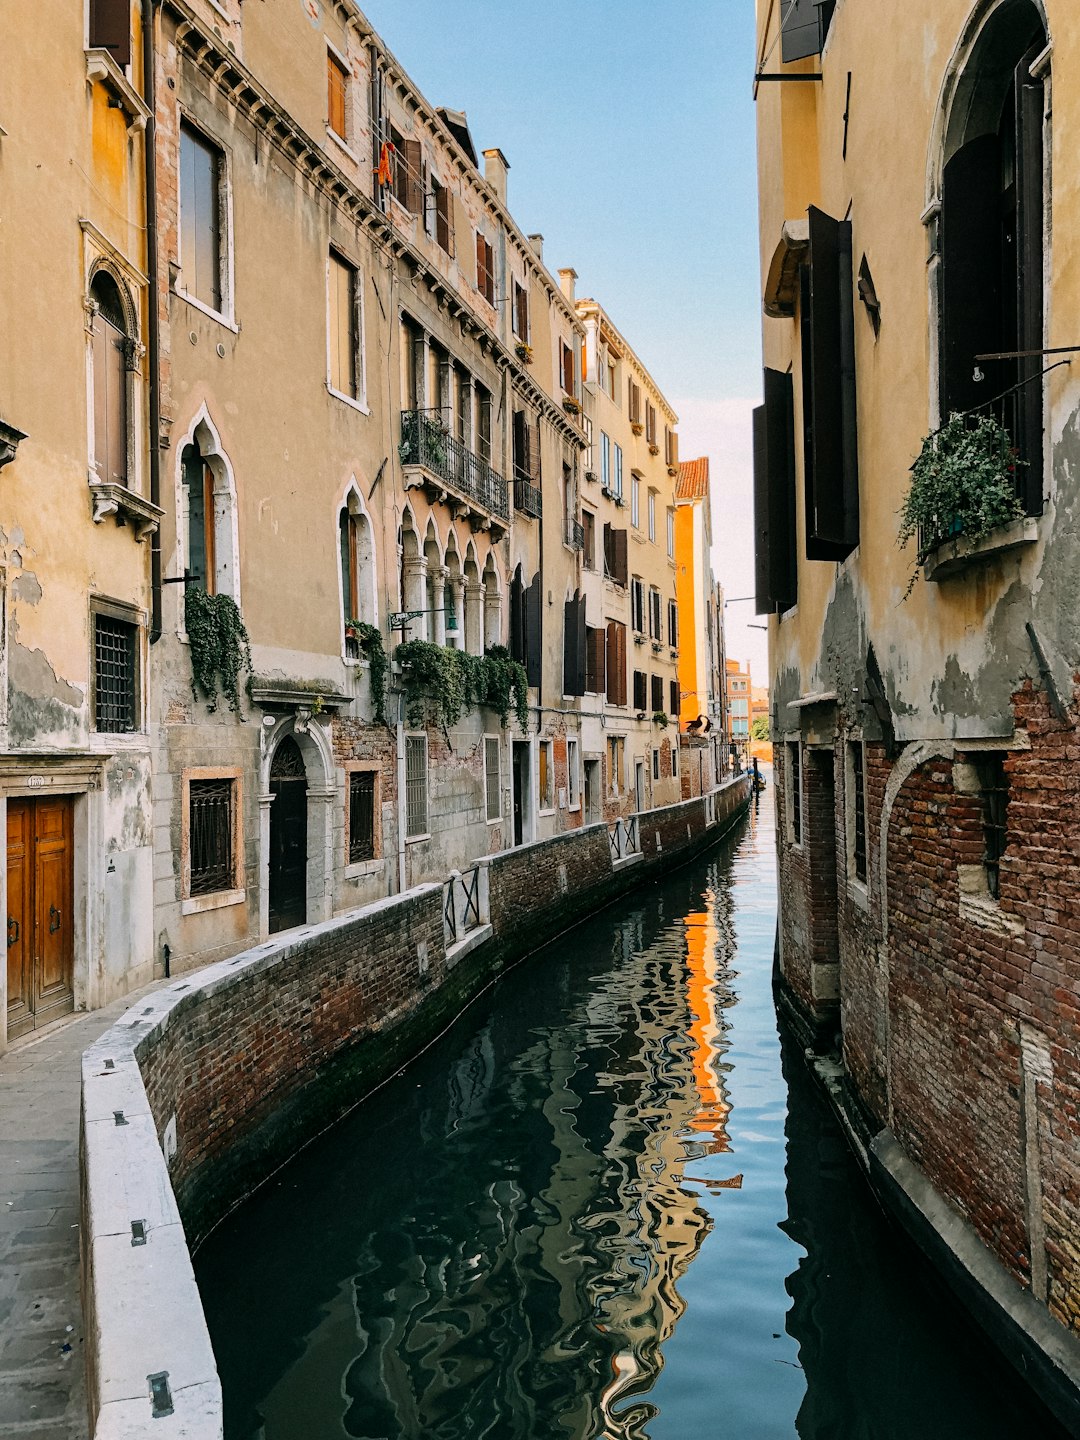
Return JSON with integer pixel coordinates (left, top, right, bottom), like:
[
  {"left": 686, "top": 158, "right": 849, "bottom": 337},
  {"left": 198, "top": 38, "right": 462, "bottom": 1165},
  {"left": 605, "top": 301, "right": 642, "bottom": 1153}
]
[{"left": 774, "top": 742, "right": 818, "bottom": 1021}]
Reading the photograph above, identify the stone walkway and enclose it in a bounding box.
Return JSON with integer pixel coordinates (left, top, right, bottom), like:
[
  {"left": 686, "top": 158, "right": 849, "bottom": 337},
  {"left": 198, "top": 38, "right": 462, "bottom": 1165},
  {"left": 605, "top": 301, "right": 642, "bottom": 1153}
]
[{"left": 0, "top": 983, "right": 164, "bottom": 1439}]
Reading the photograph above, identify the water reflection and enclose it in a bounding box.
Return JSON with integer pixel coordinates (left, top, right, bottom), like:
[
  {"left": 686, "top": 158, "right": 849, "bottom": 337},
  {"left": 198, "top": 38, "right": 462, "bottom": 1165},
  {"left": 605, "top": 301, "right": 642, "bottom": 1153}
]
[{"left": 197, "top": 790, "right": 1062, "bottom": 1440}]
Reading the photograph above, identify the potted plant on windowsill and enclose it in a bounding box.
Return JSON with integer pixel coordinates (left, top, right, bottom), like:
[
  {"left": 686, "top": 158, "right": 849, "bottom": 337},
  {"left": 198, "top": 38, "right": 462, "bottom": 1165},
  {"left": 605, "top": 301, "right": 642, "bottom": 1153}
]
[
  {"left": 648, "top": 443, "right": 660, "bottom": 456},
  {"left": 562, "top": 396, "right": 581, "bottom": 417},
  {"left": 652, "top": 710, "right": 669, "bottom": 728},
  {"left": 898, "top": 412, "right": 1028, "bottom": 595},
  {"left": 515, "top": 341, "right": 533, "bottom": 365},
  {"left": 631, "top": 421, "right": 644, "bottom": 436}
]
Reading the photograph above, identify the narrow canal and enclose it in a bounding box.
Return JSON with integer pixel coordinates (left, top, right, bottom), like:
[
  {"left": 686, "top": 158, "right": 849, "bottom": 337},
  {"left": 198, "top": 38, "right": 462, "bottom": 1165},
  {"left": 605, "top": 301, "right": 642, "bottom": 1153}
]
[{"left": 196, "top": 785, "right": 1060, "bottom": 1439}]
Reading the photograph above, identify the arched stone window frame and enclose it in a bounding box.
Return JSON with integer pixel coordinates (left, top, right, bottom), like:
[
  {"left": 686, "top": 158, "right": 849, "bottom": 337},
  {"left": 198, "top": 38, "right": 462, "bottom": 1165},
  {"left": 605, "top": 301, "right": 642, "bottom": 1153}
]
[
  {"left": 172, "top": 406, "right": 242, "bottom": 628},
  {"left": 482, "top": 549, "right": 503, "bottom": 651},
  {"left": 337, "top": 480, "right": 378, "bottom": 659},
  {"left": 257, "top": 714, "right": 335, "bottom": 940},
  {"left": 925, "top": 1, "right": 1051, "bottom": 509}
]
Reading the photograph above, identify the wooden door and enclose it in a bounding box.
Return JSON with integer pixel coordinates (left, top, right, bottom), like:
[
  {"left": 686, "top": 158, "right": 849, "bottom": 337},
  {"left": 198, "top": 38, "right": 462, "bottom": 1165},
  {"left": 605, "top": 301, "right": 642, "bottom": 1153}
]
[
  {"left": 6, "top": 797, "right": 75, "bottom": 1041},
  {"left": 268, "top": 740, "right": 307, "bottom": 935}
]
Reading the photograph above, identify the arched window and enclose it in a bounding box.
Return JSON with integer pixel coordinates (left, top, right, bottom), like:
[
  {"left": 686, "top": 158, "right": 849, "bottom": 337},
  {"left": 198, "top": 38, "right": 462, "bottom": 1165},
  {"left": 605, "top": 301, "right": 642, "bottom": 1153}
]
[
  {"left": 939, "top": 1, "right": 1048, "bottom": 513},
  {"left": 177, "top": 413, "right": 240, "bottom": 605},
  {"left": 182, "top": 437, "right": 215, "bottom": 592},
  {"left": 90, "top": 271, "right": 131, "bottom": 487},
  {"left": 339, "top": 494, "right": 376, "bottom": 654}
]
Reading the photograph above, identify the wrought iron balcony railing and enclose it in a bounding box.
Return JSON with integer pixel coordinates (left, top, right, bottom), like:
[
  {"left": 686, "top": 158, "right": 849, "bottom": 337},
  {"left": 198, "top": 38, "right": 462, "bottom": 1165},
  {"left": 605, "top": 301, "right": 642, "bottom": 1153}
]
[
  {"left": 513, "top": 478, "right": 543, "bottom": 519},
  {"left": 567, "top": 519, "right": 585, "bottom": 550},
  {"left": 400, "top": 410, "right": 509, "bottom": 523}
]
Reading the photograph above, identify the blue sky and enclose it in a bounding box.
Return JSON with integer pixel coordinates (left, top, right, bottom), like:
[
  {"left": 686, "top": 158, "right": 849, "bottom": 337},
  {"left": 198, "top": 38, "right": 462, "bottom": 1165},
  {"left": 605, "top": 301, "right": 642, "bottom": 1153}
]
[{"left": 370, "top": 0, "right": 768, "bottom": 682}]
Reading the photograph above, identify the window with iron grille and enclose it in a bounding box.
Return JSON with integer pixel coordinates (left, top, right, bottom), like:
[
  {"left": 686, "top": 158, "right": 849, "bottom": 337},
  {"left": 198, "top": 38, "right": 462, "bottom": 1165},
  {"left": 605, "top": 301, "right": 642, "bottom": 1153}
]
[
  {"left": 188, "top": 778, "right": 235, "bottom": 896},
  {"left": 405, "top": 735, "right": 428, "bottom": 838},
  {"left": 975, "top": 753, "right": 1009, "bottom": 899},
  {"left": 93, "top": 610, "right": 138, "bottom": 732},
  {"left": 348, "top": 771, "right": 376, "bottom": 863},
  {"left": 485, "top": 737, "right": 501, "bottom": 821},
  {"left": 787, "top": 741, "right": 802, "bottom": 844},
  {"left": 849, "top": 741, "right": 867, "bottom": 884}
]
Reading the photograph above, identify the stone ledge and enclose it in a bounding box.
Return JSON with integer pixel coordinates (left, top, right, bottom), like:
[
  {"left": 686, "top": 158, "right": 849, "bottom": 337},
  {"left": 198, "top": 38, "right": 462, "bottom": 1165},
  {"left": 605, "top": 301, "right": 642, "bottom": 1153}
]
[{"left": 924, "top": 516, "right": 1039, "bottom": 582}]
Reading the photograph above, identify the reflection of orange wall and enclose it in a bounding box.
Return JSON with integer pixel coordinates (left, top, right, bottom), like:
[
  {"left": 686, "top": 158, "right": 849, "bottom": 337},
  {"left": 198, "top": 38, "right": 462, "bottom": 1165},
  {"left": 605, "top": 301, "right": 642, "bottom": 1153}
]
[
  {"left": 683, "top": 909, "right": 731, "bottom": 1143},
  {"left": 674, "top": 505, "right": 699, "bottom": 726}
]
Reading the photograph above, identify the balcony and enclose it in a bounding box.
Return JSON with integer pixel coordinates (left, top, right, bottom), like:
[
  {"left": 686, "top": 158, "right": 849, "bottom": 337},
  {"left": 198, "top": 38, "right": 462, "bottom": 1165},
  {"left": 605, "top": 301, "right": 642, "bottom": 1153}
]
[
  {"left": 400, "top": 410, "right": 509, "bottom": 531},
  {"left": 566, "top": 519, "right": 585, "bottom": 550},
  {"left": 513, "top": 477, "right": 543, "bottom": 519}
]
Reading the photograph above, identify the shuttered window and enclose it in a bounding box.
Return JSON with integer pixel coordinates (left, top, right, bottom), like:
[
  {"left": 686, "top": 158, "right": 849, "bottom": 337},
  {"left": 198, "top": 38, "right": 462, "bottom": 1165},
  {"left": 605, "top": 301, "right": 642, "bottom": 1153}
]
[
  {"left": 476, "top": 233, "right": 495, "bottom": 304},
  {"left": 563, "top": 592, "right": 586, "bottom": 697},
  {"left": 645, "top": 401, "right": 657, "bottom": 446},
  {"left": 392, "top": 132, "right": 423, "bottom": 215},
  {"left": 631, "top": 578, "right": 645, "bottom": 633},
  {"left": 628, "top": 379, "right": 642, "bottom": 424},
  {"left": 669, "top": 679, "right": 679, "bottom": 716},
  {"left": 606, "top": 621, "right": 627, "bottom": 707},
  {"left": 649, "top": 588, "right": 662, "bottom": 641},
  {"left": 651, "top": 674, "right": 664, "bottom": 712},
  {"left": 779, "top": 0, "right": 834, "bottom": 63},
  {"left": 327, "top": 49, "right": 348, "bottom": 140},
  {"left": 513, "top": 280, "right": 529, "bottom": 342},
  {"left": 434, "top": 179, "right": 455, "bottom": 256},
  {"left": 180, "top": 124, "right": 223, "bottom": 312},
  {"left": 753, "top": 367, "right": 798, "bottom": 612},
  {"left": 585, "top": 626, "right": 606, "bottom": 694},
  {"left": 90, "top": 273, "right": 129, "bottom": 487},
  {"left": 328, "top": 252, "right": 358, "bottom": 399},
  {"left": 582, "top": 509, "right": 596, "bottom": 570},
  {"left": 668, "top": 600, "right": 679, "bottom": 649},
  {"left": 561, "top": 341, "right": 575, "bottom": 395},
  {"left": 800, "top": 207, "right": 859, "bottom": 559},
  {"left": 184, "top": 442, "right": 216, "bottom": 593},
  {"left": 603, "top": 525, "right": 628, "bottom": 587},
  {"left": 405, "top": 735, "right": 428, "bottom": 838},
  {"left": 664, "top": 426, "right": 679, "bottom": 468},
  {"left": 89, "top": 0, "right": 131, "bottom": 67},
  {"left": 633, "top": 670, "right": 647, "bottom": 711}
]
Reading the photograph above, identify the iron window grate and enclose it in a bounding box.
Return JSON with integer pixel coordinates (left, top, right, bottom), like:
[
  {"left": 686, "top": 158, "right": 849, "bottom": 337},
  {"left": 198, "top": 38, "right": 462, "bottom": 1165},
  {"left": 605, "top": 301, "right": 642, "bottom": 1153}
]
[
  {"left": 485, "top": 738, "right": 500, "bottom": 820},
  {"left": 852, "top": 743, "right": 867, "bottom": 883},
  {"left": 189, "top": 779, "right": 234, "bottom": 895},
  {"left": 405, "top": 736, "right": 428, "bottom": 838},
  {"left": 789, "top": 741, "right": 802, "bottom": 844},
  {"left": 975, "top": 754, "right": 1008, "bottom": 899},
  {"left": 348, "top": 772, "right": 375, "bottom": 864},
  {"left": 94, "top": 613, "right": 137, "bottom": 732}
]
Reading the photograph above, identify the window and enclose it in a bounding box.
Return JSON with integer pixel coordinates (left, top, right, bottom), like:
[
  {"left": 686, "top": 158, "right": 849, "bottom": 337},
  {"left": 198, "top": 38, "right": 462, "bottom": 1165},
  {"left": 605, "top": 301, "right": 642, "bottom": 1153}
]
[
  {"left": 631, "top": 475, "right": 641, "bottom": 528},
  {"left": 848, "top": 741, "right": 867, "bottom": 885},
  {"left": 631, "top": 577, "right": 645, "bottom": 634},
  {"left": 391, "top": 128, "right": 423, "bottom": 214},
  {"left": 648, "top": 587, "right": 662, "bottom": 641},
  {"left": 786, "top": 741, "right": 802, "bottom": 844},
  {"left": 633, "top": 669, "right": 647, "bottom": 711},
  {"left": 327, "top": 48, "right": 348, "bottom": 140},
  {"left": 179, "top": 123, "right": 224, "bottom": 313},
  {"left": 603, "top": 524, "right": 628, "bottom": 586},
  {"left": 476, "top": 233, "right": 495, "bottom": 305},
  {"left": 628, "top": 379, "right": 642, "bottom": 425},
  {"left": 666, "top": 507, "right": 675, "bottom": 558},
  {"left": 89, "top": 0, "right": 131, "bottom": 67},
  {"left": 582, "top": 509, "right": 596, "bottom": 570},
  {"left": 567, "top": 738, "right": 580, "bottom": 809},
  {"left": 799, "top": 209, "right": 860, "bottom": 558},
  {"left": 608, "top": 360, "right": 616, "bottom": 397},
  {"left": 753, "top": 368, "right": 798, "bottom": 612},
  {"left": 647, "top": 490, "right": 656, "bottom": 542},
  {"left": 513, "top": 279, "right": 529, "bottom": 342},
  {"left": 339, "top": 504, "right": 375, "bottom": 641},
  {"left": 89, "top": 272, "right": 130, "bottom": 487},
  {"left": 608, "top": 735, "right": 625, "bottom": 793},
  {"left": 671, "top": 743, "right": 678, "bottom": 778},
  {"left": 182, "top": 440, "right": 215, "bottom": 592},
  {"left": 605, "top": 621, "right": 627, "bottom": 706},
  {"left": 645, "top": 400, "right": 657, "bottom": 447},
  {"left": 938, "top": 4, "right": 1047, "bottom": 515},
  {"left": 652, "top": 748, "right": 660, "bottom": 782},
  {"left": 664, "top": 426, "right": 678, "bottom": 469},
  {"left": 601, "top": 431, "right": 611, "bottom": 490},
  {"left": 563, "top": 591, "right": 586, "bottom": 697},
  {"left": 668, "top": 599, "right": 679, "bottom": 649},
  {"left": 433, "top": 176, "right": 455, "bottom": 256},
  {"left": 585, "top": 625, "right": 605, "bottom": 694},
  {"left": 485, "top": 737, "right": 501, "bottom": 821},
  {"left": 184, "top": 770, "right": 241, "bottom": 902},
  {"left": 538, "top": 739, "right": 554, "bottom": 811},
  {"left": 93, "top": 604, "right": 139, "bottom": 733},
  {"left": 476, "top": 384, "right": 493, "bottom": 463},
  {"left": 328, "top": 252, "right": 360, "bottom": 400},
  {"left": 974, "top": 753, "right": 1009, "bottom": 899},
  {"left": 405, "top": 735, "right": 428, "bottom": 838},
  {"left": 561, "top": 341, "right": 575, "bottom": 396},
  {"left": 651, "top": 674, "right": 664, "bottom": 713},
  {"left": 669, "top": 678, "right": 679, "bottom": 716},
  {"left": 779, "top": 0, "right": 835, "bottom": 62},
  {"left": 347, "top": 770, "right": 376, "bottom": 863},
  {"left": 613, "top": 443, "right": 623, "bottom": 499}
]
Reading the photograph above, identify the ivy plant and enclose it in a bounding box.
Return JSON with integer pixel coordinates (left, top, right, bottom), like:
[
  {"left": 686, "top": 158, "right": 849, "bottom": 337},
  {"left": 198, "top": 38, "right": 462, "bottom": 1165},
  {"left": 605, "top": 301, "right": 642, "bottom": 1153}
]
[
  {"left": 395, "top": 640, "right": 530, "bottom": 733},
  {"left": 348, "top": 621, "right": 388, "bottom": 726},
  {"left": 898, "top": 412, "right": 1024, "bottom": 596},
  {"left": 185, "top": 588, "right": 252, "bottom": 715}
]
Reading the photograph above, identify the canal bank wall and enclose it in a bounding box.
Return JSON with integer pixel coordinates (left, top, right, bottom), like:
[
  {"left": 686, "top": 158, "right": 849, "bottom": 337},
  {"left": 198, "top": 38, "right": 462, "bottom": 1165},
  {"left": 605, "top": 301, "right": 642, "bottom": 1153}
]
[
  {"left": 79, "top": 776, "right": 750, "bottom": 1438},
  {"left": 775, "top": 977, "right": 1080, "bottom": 1438}
]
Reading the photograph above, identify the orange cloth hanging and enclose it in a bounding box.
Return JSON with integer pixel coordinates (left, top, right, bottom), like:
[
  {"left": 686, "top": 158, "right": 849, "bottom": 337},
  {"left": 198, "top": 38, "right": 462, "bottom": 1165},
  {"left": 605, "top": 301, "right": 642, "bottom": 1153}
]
[{"left": 374, "top": 142, "right": 393, "bottom": 187}]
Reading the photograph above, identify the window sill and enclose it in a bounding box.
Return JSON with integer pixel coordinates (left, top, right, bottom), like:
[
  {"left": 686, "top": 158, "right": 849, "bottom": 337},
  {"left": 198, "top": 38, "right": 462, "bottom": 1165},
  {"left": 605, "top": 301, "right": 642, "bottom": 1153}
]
[
  {"left": 405, "top": 832, "right": 431, "bottom": 845},
  {"left": 537, "top": 806, "right": 555, "bottom": 818},
  {"left": 89, "top": 481, "right": 164, "bottom": 542},
  {"left": 924, "top": 516, "right": 1039, "bottom": 582},
  {"left": 326, "top": 384, "right": 370, "bottom": 415},
  {"left": 343, "top": 858, "right": 382, "bottom": 879},
  {"left": 89, "top": 731, "right": 149, "bottom": 750},
  {"left": 849, "top": 878, "right": 869, "bottom": 913},
  {"left": 85, "top": 50, "right": 151, "bottom": 133},
  {"left": 182, "top": 887, "right": 245, "bottom": 917},
  {"left": 325, "top": 127, "right": 359, "bottom": 164},
  {"left": 486, "top": 815, "right": 502, "bottom": 826},
  {"left": 177, "top": 288, "right": 238, "bottom": 333},
  {"left": 959, "top": 889, "right": 1023, "bottom": 938}
]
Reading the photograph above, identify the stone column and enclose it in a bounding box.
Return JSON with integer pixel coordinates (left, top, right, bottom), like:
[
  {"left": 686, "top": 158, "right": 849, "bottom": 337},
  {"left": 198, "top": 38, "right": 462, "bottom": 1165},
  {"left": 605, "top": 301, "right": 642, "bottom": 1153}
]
[
  {"left": 464, "top": 581, "right": 484, "bottom": 656},
  {"left": 432, "top": 565, "right": 448, "bottom": 646}
]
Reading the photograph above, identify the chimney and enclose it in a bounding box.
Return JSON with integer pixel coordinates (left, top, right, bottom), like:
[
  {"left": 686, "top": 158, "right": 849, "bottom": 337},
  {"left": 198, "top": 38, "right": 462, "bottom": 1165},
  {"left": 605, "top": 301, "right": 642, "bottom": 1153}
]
[
  {"left": 558, "top": 267, "right": 577, "bottom": 304},
  {"left": 527, "top": 233, "right": 544, "bottom": 261},
  {"left": 483, "top": 147, "right": 509, "bottom": 205}
]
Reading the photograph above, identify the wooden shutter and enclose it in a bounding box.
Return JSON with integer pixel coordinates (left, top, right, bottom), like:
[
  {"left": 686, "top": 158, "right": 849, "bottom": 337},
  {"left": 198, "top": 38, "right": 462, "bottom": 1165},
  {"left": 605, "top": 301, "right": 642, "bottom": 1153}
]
[
  {"left": 90, "top": 0, "right": 131, "bottom": 68},
  {"left": 606, "top": 622, "right": 622, "bottom": 706},
  {"left": 651, "top": 675, "right": 664, "bottom": 712},
  {"left": 612, "top": 528, "right": 628, "bottom": 587},
  {"left": 780, "top": 0, "right": 824, "bottom": 63},
  {"left": 563, "top": 594, "right": 586, "bottom": 697},
  {"left": 510, "top": 567, "right": 526, "bottom": 664},
  {"left": 940, "top": 136, "right": 1002, "bottom": 422},
  {"left": 327, "top": 52, "right": 347, "bottom": 139},
  {"left": 525, "top": 572, "right": 542, "bottom": 688},
  {"left": 512, "top": 410, "right": 530, "bottom": 481},
  {"left": 633, "top": 671, "right": 646, "bottom": 711},
  {"left": 753, "top": 368, "right": 798, "bottom": 612},
  {"left": 802, "top": 206, "right": 859, "bottom": 558},
  {"left": 404, "top": 139, "right": 423, "bottom": 215},
  {"left": 1015, "top": 52, "right": 1045, "bottom": 515}
]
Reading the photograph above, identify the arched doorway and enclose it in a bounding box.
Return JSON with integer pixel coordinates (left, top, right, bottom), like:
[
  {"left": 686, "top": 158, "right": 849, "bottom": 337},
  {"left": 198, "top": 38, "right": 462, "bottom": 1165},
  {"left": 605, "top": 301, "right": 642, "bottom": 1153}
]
[{"left": 269, "top": 737, "right": 307, "bottom": 933}]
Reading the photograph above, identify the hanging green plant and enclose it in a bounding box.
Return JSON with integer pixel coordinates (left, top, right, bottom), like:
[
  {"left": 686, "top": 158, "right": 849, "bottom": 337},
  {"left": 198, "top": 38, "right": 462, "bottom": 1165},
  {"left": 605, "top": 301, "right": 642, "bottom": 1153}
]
[
  {"left": 348, "top": 621, "right": 388, "bottom": 725},
  {"left": 898, "top": 412, "right": 1025, "bottom": 596},
  {"left": 652, "top": 710, "right": 669, "bottom": 728},
  {"left": 184, "top": 588, "right": 252, "bottom": 715},
  {"left": 395, "top": 640, "right": 530, "bottom": 732}
]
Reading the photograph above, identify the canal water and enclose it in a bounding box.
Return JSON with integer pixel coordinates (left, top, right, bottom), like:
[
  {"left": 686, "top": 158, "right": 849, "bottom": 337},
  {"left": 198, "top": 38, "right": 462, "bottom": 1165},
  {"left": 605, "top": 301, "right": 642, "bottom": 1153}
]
[{"left": 196, "top": 785, "right": 1061, "bottom": 1439}]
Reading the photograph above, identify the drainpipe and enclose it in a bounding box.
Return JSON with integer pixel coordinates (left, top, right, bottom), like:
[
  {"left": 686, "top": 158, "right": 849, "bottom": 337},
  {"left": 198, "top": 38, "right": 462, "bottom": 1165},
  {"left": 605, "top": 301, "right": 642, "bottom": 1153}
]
[{"left": 143, "top": 0, "right": 163, "bottom": 642}]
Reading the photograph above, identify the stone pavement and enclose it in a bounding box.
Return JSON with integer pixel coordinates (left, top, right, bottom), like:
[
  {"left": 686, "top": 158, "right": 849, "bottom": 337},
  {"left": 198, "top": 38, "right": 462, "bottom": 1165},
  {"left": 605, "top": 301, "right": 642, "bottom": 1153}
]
[{"left": 0, "top": 982, "right": 164, "bottom": 1439}]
